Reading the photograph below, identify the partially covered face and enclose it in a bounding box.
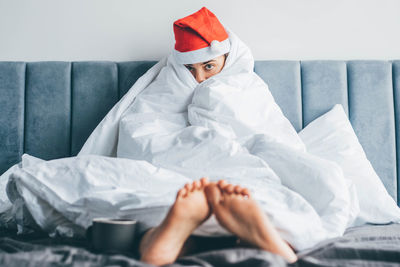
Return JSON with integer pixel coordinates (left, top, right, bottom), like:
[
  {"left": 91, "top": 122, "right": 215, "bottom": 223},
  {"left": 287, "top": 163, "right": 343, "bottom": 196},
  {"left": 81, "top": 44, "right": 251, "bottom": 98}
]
[{"left": 184, "top": 54, "right": 227, "bottom": 83}]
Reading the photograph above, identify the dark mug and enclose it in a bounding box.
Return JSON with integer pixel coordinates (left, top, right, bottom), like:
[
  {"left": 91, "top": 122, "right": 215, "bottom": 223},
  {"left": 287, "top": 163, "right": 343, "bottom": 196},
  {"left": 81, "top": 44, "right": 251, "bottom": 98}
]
[{"left": 88, "top": 218, "right": 137, "bottom": 254}]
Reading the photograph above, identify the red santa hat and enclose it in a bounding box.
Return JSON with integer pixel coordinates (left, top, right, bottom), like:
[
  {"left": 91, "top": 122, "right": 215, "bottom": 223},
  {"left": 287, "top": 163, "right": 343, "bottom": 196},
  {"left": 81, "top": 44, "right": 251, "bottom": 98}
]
[{"left": 173, "top": 7, "right": 230, "bottom": 64}]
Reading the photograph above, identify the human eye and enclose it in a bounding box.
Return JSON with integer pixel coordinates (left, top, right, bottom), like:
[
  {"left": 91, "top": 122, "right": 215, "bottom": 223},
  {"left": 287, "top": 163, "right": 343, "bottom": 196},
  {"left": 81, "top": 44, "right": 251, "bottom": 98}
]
[
  {"left": 205, "top": 64, "right": 214, "bottom": 71},
  {"left": 185, "top": 65, "right": 194, "bottom": 71}
]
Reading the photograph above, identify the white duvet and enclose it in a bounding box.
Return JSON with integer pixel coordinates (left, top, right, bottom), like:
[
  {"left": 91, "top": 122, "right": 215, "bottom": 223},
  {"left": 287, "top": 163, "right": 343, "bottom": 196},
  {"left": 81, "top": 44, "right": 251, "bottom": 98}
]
[{"left": 1, "top": 29, "right": 360, "bottom": 251}]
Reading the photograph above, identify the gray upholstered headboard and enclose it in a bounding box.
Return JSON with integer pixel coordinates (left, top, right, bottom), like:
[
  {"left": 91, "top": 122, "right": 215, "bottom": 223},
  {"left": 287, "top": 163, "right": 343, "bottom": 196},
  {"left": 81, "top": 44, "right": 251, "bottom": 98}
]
[{"left": 1, "top": 60, "right": 399, "bottom": 204}]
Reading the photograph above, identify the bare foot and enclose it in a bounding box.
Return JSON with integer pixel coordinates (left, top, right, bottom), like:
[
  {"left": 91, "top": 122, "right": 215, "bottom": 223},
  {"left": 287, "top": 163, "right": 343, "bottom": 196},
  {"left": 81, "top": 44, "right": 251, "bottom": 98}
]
[
  {"left": 205, "top": 180, "right": 298, "bottom": 263},
  {"left": 139, "top": 178, "right": 211, "bottom": 266}
]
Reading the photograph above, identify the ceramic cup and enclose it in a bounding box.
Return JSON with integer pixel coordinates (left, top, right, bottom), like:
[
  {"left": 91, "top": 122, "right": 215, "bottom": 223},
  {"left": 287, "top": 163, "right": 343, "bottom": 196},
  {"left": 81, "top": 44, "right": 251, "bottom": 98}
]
[{"left": 89, "top": 218, "right": 137, "bottom": 254}]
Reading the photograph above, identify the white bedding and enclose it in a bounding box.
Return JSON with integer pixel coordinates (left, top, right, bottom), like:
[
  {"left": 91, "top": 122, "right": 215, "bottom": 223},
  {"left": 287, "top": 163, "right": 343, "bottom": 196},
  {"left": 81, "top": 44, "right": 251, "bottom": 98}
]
[{"left": 0, "top": 29, "right": 379, "bottom": 251}]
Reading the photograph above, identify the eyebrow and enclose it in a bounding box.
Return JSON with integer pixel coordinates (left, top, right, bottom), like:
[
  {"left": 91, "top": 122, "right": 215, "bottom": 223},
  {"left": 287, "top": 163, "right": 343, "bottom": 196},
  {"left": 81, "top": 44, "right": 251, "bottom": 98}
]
[
  {"left": 201, "top": 60, "right": 214, "bottom": 65},
  {"left": 185, "top": 60, "right": 215, "bottom": 67}
]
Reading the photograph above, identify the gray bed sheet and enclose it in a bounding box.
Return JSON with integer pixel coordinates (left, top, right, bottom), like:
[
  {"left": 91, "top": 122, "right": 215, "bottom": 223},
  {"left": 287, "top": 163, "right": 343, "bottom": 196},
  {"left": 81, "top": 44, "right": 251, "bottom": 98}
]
[{"left": 0, "top": 223, "right": 399, "bottom": 266}]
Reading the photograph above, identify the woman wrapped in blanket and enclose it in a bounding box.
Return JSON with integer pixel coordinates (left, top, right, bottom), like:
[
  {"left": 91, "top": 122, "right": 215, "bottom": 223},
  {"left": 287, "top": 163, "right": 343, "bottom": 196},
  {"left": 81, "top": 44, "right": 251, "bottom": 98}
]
[
  {"left": 129, "top": 7, "right": 355, "bottom": 265},
  {"left": 136, "top": 60, "right": 299, "bottom": 266},
  {"left": 136, "top": 8, "right": 297, "bottom": 264}
]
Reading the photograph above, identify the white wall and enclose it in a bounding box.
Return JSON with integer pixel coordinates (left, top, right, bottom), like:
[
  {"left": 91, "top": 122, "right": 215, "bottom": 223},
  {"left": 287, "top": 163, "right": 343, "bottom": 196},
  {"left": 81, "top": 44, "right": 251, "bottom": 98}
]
[{"left": 0, "top": 0, "right": 399, "bottom": 61}]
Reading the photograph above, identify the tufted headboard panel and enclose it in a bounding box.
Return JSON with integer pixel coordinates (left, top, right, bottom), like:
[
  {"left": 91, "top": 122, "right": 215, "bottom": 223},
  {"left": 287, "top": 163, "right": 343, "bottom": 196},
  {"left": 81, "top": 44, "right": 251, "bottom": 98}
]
[{"left": 1, "top": 60, "right": 399, "bottom": 205}]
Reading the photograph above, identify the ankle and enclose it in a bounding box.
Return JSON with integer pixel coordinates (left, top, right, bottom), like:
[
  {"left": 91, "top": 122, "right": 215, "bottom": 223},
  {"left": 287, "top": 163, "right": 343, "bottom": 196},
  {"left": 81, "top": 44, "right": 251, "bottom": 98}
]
[
  {"left": 141, "top": 252, "right": 175, "bottom": 266},
  {"left": 257, "top": 236, "right": 297, "bottom": 263},
  {"left": 138, "top": 228, "right": 156, "bottom": 257}
]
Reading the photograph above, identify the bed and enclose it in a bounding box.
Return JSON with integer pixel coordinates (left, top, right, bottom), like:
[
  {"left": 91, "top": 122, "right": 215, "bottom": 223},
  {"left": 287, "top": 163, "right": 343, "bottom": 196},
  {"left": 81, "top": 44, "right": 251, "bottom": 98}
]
[{"left": 1, "top": 60, "right": 400, "bottom": 266}]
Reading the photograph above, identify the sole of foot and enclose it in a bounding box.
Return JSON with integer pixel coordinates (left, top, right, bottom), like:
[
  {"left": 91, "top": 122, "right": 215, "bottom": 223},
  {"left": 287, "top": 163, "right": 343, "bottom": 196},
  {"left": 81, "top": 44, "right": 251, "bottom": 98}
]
[
  {"left": 205, "top": 180, "right": 297, "bottom": 263},
  {"left": 140, "top": 177, "right": 211, "bottom": 266}
]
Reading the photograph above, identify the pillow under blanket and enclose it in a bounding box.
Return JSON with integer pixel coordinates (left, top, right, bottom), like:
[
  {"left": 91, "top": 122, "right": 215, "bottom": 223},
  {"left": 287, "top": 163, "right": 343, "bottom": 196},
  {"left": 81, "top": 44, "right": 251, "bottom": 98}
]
[{"left": 299, "top": 104, "right": 400, "bottom": 226}]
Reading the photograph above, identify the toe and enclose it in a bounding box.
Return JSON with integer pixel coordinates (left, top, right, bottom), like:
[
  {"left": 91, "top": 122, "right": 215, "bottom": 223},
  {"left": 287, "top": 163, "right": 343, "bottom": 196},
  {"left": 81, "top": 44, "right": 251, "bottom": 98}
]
[
  {"left": 217, "top": 180, "right": 228, "bottom": 188},
  {"left": 241, "top": 188, "right": 251, "bottom": 197},
  {"left": 225, "top": 184, "right": 234, "bottom": 194},
  {"left": 205, "top": 184, "right": 221, "bottom": 206},
  {"left": 193, "top": 180, "right": 201, "bottom": 190},
  {"left": 200, "top": 177, "right": 209, "bottom": 187},
  {"left": 177, "top": 188, "right": 187, "bottom": 198},
  {"left": 234, "top": 185, "right": 242, "bottom": 194},
  {"left": 184, "top": 183, "right": 193, "bottom": 194}
]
